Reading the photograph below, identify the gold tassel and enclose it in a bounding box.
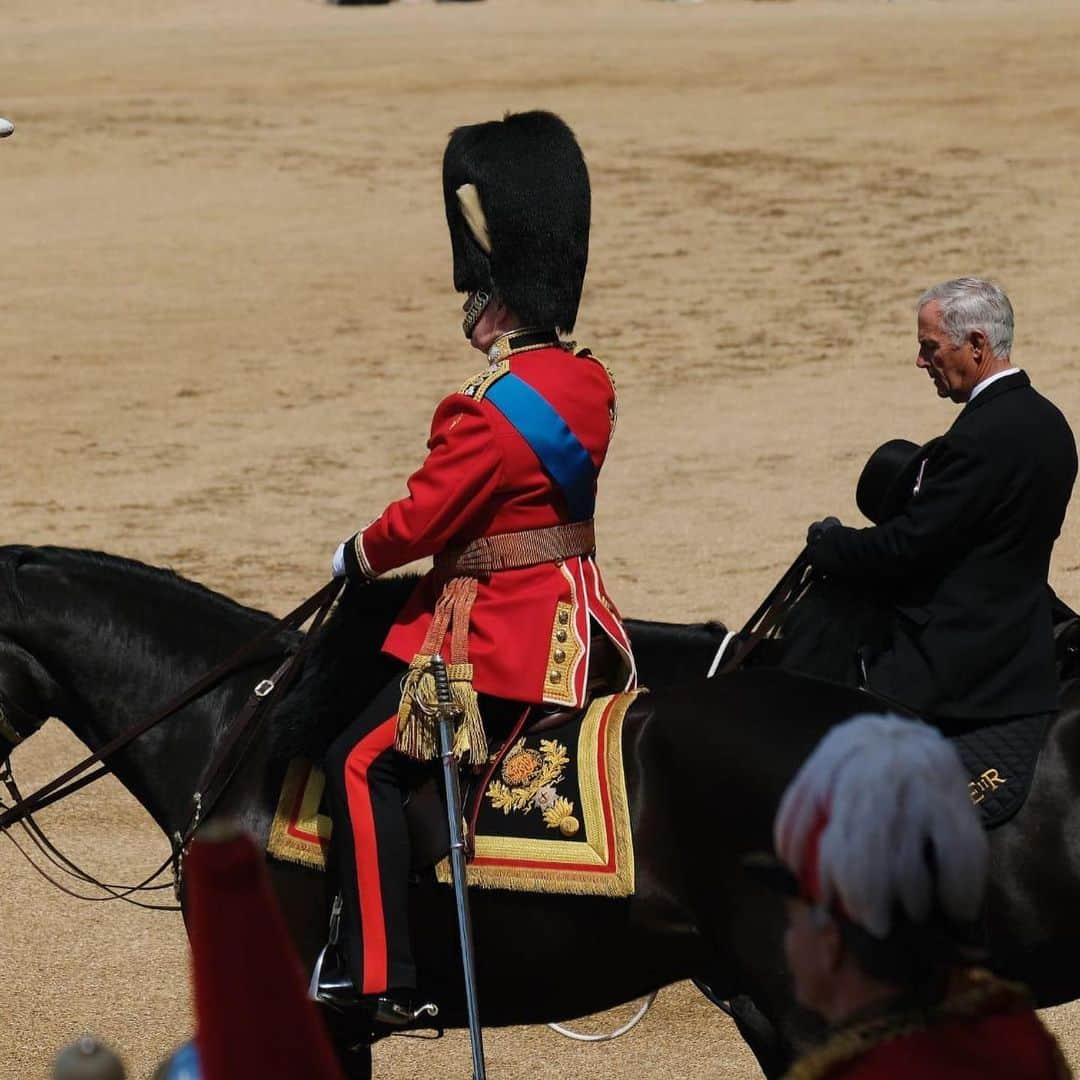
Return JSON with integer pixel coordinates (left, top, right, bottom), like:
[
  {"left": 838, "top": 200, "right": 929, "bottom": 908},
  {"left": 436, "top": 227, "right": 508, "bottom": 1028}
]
[
  {"left": 396, "top": 654, "right": 440, "bottom": 762},
  {"left": 395, "top": 656, "right": 489, "bottom": 765},
  {"left": 447, "top": 662, "right": 487, "bottom": 765}
]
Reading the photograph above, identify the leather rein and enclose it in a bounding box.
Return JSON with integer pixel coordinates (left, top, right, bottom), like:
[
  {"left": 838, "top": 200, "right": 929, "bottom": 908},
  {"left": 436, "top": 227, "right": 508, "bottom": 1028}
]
[
  {"left": 0, "top": 553, "right": 811, "bottom": 907},
  {"left": 707, "top": 548, "right": 814, "bottom": 677},
  {"left": 0, "top": 578, "right": 343, "bottom": 909}
]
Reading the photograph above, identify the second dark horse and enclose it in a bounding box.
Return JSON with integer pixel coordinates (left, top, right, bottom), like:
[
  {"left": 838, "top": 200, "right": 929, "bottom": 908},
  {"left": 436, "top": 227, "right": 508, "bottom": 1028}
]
[{"left": 2, "top": 545, "right": 1080, "bottom": 1077}]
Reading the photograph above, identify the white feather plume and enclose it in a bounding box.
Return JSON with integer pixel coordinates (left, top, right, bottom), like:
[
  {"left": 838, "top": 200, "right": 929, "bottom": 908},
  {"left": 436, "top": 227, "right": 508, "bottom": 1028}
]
[{"left": 774, "top": 713, "right": 988, "bottom": 939}]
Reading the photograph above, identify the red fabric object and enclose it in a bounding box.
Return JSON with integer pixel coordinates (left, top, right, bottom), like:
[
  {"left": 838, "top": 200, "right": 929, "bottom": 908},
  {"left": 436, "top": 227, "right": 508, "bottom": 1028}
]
[
  {"left": 342, "top": 714, "right": 398, "bottom": 993},
  {"left": 186, "top": 830, "right": 344, "bottom": 1080},
  {"left": 361, "top": 346, "right": 635, "bottom": 706},
  {"left": 791, "top": 972, "right": 1068, "bottom": 1080},
  {"left": 790, "top": 805, "right": 853, "bottom": 923},
  {"left": 796, "top": 806, "right": 830, "bottom": 905},
  {"left": 822, "top": 1010, "right": 1065, "bottom": 1079}
]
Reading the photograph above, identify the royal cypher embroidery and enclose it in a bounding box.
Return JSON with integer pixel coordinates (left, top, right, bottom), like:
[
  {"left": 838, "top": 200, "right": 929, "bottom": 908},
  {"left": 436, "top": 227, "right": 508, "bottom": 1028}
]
[{"left": 486, "top": 737, "right": 580, "bottom": 837}]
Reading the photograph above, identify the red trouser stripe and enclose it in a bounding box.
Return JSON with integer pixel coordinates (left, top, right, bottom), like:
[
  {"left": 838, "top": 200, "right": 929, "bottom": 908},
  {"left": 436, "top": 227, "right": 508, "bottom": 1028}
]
[{"left": 342, "top": 714, "right": 398, "bottom": 994}]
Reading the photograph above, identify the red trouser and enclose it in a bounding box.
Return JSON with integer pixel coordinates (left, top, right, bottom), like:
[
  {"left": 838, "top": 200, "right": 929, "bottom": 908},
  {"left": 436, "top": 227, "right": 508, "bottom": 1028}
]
[
  {"left": 324, "top": 675, "right": 526, "bottom": 995},
  {"left": 325, "top": 676, "right": 415, "bottom": 994}
]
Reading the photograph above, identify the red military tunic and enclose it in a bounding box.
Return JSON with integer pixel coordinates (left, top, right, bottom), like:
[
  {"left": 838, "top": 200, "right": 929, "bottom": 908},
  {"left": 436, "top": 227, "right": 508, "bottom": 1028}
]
[
  {"left": 785, "top": 970, "right": 1068, "bottom": 1080},
  {"left": 348, "top": 339, "right": 635, "bottom": 708}
]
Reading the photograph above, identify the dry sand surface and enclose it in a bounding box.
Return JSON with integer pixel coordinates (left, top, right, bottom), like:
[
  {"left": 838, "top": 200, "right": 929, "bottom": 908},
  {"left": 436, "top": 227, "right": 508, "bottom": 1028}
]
[{"left": 4, "top": 0, "right": 1080, "bottom": 1075}]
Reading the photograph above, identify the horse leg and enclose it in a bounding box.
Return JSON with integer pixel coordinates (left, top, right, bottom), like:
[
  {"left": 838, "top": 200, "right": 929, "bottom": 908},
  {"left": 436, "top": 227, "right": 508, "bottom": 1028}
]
[
  {"left": 693, "top": 976, "right": 788, "bottom": 1080},
  {"left": 318, "top": 1009, "right": 373, "bottom": 1079},
  {"left": 984, "top": 703, "right": 1080, "bottom": 1003},
  {"left": 339, "top": 1043, "right": 373, "bottom": 1080},
  {"left": 729, "top": 995, "right": 788, "bottom": 1079}
]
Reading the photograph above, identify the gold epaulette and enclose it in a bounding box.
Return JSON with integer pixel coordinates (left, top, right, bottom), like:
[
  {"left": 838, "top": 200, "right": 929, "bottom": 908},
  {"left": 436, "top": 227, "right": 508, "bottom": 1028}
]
[
  {"left": 458, "top": 360, "right": 510, "bottom": 402},
  {"left": 575, "top": 346, "right": 616, "bottom": 390},
  {"left": 575, "top": 346, "right": 619, "bottom": 436}
]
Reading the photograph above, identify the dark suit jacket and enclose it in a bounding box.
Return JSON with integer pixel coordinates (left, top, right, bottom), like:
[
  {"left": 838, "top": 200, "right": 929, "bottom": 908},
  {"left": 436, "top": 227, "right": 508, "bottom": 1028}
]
[{"left": 809, "top": 372, "right": 1077, "bottom": 719}]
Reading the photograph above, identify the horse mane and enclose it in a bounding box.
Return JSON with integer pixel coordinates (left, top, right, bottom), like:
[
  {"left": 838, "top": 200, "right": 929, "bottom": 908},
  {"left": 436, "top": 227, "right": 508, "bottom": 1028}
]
[{"left": 0, "top": 544, "right": 280, "bottom": 630}]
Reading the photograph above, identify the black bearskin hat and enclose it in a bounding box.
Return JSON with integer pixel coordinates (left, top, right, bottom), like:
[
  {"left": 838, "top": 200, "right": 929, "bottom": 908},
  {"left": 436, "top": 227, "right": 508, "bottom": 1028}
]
[{"left": 443, "top": 110, "right": 590, "bottom": 333}]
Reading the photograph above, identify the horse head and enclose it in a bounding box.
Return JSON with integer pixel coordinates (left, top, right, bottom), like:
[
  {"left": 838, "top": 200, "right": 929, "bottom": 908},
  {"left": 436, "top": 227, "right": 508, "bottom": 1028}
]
[{"left": 0, "top": 543, "right": 281, "bottom": 830}]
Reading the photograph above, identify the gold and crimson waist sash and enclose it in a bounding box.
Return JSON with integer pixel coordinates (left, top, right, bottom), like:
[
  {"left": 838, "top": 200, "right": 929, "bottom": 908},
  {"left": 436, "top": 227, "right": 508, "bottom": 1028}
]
[{"left": 395, "top": 521, "right": 596, "bottom": 765}]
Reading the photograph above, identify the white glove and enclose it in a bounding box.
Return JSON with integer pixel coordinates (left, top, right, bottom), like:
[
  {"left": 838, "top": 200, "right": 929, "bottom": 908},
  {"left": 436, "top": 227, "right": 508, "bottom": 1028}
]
[{"left": 331, "top": 542, "right": 347, "bottom": 578}]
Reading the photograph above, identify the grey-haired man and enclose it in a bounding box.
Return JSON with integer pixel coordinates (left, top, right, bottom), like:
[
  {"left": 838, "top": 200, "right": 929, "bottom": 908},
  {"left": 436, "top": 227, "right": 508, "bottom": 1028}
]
[{"left": 807, "top": 278, "right": 1077, "bottom": 726}]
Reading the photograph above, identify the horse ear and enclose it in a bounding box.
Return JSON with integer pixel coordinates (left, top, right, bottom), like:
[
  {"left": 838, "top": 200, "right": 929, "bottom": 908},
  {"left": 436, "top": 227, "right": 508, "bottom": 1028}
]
[{"left": 0, "top": 639, "right": 66, "bottom": 727}]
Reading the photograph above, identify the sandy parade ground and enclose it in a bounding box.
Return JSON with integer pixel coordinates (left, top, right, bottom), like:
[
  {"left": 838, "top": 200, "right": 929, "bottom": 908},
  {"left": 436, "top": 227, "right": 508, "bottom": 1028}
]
[{"left": 5, "top": 0, "right": 1080, "bottom": 1075}]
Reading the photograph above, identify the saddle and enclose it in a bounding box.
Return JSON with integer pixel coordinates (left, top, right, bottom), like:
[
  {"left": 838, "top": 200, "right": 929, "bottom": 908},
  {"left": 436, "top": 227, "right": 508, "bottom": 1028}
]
[
  {"left": 952, "top": 606, "right": 1080, "bottom": 828},
  {"left": 762, "top": 579, "right": 1080, "bottom": 831},
  {"left": 948, "top": 713, "right": 1051, "bottom": 830}
]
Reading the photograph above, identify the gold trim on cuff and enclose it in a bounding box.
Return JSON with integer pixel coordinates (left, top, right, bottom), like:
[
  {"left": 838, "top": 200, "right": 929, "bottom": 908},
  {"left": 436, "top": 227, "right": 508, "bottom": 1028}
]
[{"left": 353, "top": 531, "right": 377, "bottom": 579}]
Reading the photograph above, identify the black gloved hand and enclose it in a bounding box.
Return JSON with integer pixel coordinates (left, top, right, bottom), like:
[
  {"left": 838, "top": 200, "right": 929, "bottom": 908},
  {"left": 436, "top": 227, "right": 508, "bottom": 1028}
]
[{"left": 806, "top": 516, "right": 842, "bottom": 546}]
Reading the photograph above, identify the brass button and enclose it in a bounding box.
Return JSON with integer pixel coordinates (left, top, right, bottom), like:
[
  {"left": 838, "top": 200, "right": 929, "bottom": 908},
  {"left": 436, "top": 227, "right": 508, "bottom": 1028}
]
[
  {"left": 558, "top": 610, "right": 570, "bottom": 626},
  {"left": 553, "top": 648, "right": 566, "bottom": 663},
  {"left": 556, "top": 629, "right": 568, "bottom": 643},
  {"left": 549, "top": 670, "right": 562, "bottom": 684}
]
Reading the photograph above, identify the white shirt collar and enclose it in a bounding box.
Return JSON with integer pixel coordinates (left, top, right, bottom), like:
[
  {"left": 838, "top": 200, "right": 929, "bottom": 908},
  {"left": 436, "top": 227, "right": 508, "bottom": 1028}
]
[{"left": 968, "top": 367, "right": 1022, "bottom": 402}]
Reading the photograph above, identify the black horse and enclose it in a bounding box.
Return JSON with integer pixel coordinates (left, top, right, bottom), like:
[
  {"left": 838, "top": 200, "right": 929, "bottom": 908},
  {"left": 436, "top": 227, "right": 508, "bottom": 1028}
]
[{"left": 1, "top": 544, "right": 1078, "bottom": 1077}]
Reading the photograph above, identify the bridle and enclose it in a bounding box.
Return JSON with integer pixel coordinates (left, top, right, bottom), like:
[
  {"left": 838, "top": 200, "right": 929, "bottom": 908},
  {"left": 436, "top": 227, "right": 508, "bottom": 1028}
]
[
  {"left": 0, "top": 578, "right": 343, "bottom": 910},
  {"left": 0, "top": 691, "right": 42, "bottom": 750},
  {"left": 0, "top": 690, "right": 178, "bottom": 909},
  {"left": 0, "top": 752, "right": 182, "bottom": 910}
]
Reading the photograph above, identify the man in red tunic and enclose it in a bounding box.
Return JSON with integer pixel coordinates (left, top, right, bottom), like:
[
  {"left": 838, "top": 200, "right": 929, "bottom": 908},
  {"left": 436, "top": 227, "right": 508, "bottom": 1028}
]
[
  {"left": 748, "top": 714, "right": 1067, "bottom": 1079},
  {"left": 319, "top": 111, "right": 635, "bottom": 1024}
]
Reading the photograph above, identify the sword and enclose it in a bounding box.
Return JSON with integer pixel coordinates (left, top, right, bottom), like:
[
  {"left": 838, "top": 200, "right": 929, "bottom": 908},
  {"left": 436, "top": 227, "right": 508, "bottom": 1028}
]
[{"left": 430, "top": 654, "right": 487, "bottom": 1080}]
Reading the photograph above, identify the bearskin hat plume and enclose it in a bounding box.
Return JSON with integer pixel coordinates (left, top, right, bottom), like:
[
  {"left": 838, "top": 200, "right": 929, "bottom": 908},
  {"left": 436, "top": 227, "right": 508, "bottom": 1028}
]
[
  {"left": 443, "top": 110, "right": 590, "bottom": 333},
  {"left": 775, "top": 713, "right": 988, "bottom": 940}
]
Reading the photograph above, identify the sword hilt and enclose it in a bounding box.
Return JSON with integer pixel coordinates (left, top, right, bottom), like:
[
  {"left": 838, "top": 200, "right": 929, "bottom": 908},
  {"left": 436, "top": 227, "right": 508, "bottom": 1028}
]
[{"left": 430, "top": 654, "right": 456, "bottom": 716}]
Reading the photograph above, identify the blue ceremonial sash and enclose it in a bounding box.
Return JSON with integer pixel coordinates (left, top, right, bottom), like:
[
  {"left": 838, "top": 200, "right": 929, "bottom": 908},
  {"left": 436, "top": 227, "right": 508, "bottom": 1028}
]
[{"left": 484, "top": 373, "right": 597, "bottom": 521}]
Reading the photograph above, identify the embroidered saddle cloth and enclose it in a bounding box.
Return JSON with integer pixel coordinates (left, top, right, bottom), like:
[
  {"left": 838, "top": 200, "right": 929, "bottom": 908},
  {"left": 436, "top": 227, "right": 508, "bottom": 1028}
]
[
  {"left": 267, "top": 691, "right": 640, "bottom": 898},
  {"left": 267, "top": 758, "right": 333, "bottom": 870},
  {"left": 949, "top": 712, "right": 1052, "bottom": 830},
  {"left": 433, "top": 690, "right": 638, "bottom": 896}
]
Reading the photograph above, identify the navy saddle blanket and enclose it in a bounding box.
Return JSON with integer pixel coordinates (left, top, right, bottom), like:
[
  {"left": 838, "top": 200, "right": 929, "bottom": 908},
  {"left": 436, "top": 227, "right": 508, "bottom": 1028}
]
[{"left": 948, "top": 713, "right": 1052, "bottom": 830}]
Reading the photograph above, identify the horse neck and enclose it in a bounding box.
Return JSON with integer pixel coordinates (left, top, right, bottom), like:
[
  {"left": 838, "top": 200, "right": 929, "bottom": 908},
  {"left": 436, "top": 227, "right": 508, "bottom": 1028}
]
[{"left": 8, "top": 554, "right": 278, "bottom": 835}]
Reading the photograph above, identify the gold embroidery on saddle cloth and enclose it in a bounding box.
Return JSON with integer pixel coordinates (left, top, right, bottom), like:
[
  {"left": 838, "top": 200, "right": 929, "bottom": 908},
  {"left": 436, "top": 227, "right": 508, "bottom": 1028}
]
[
  {"left": 969, "top": 767, "right": 1007, "bottom": 804},
  {"left": 436, "top": 690, "right": 642, "bottom": 897},
  {"left": 487, "top": 737, "right": 580, "bottom": 837},
  {"left": 267, "top": 759, "right": 332, "bottom": 871}
]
